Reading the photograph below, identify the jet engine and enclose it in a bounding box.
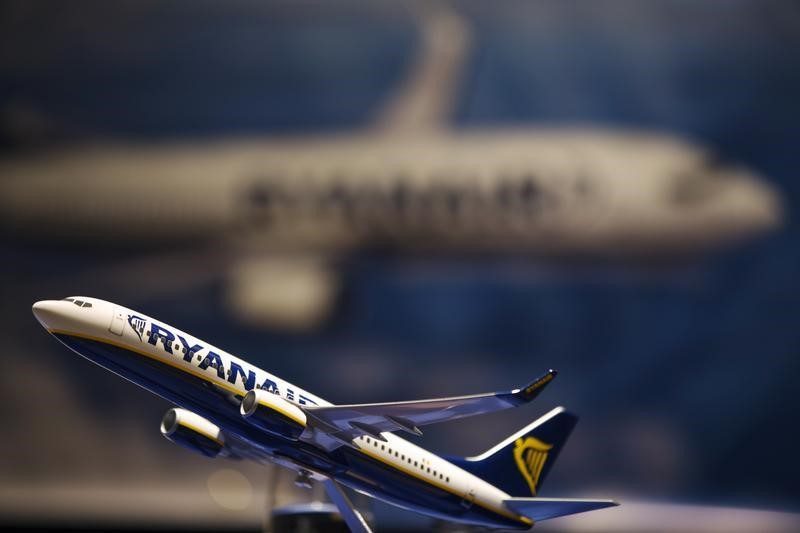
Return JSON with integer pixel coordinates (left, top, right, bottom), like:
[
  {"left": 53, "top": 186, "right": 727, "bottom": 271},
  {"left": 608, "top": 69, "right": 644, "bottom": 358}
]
[
  {"left": 160, "top": 408, "right": 225, "bottom": 458},
  {"left": 240, "top": 390, "right": 307, "bottom": 440}
]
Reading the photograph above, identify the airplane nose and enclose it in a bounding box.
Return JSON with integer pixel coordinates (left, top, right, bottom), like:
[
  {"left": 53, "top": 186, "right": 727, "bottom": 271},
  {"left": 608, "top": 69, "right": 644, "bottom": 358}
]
[
  {"left": 756, "top": 184, "right": 783, "bottom": 231},
  {"left": 739, "top": 179, "right": 783, "bottom": 235},
  {"left": 32, "top": 300, "right": 62, "bottom": 330}
]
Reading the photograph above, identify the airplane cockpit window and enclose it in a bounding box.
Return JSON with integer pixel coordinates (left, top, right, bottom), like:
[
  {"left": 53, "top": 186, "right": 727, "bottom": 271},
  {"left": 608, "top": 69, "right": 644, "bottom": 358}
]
[{"left": 62, "top": 298, "right": 92, "bottom": 308}]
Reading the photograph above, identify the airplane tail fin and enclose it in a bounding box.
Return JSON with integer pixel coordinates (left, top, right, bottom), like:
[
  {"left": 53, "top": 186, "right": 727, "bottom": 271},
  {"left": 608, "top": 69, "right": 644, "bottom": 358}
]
[
  {"left": 447, "top": 407, "right": 577, "bottom": 497},
  {"left": 372, "top": 6, "right": 471, "bottom": 133},
  {"left": 504, "top": 497, "right": 618, "bottom": 522}
]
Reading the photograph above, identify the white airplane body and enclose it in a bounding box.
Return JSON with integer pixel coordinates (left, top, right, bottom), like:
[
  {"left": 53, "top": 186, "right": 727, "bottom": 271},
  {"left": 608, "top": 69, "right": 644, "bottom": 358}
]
[
  {"left": 32, "top": 296, "right": 617, "bottom": 530},
  {"left": 1, "top": 129, "right": 779, "bottom": 254},
  {"left": 1, "top": 129, "right": 781, "bottom": 330}
]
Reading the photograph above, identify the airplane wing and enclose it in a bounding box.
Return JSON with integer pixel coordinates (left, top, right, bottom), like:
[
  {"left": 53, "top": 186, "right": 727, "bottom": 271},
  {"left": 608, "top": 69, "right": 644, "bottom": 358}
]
[{"left": 303, "top": 370, "right": 557, "bottom": 446}]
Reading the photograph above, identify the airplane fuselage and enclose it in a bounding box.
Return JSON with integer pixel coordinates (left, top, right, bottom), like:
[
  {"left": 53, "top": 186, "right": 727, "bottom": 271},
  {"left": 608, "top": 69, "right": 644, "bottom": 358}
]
[
  {"left": 31, "top": 296, "right": 533, "bottom": 529},
  {"left": 1, "top": 130, "right": 779, "bottom": 256},
  {"left": 5, "top": 128, "right": 782, "bottom": 333}
]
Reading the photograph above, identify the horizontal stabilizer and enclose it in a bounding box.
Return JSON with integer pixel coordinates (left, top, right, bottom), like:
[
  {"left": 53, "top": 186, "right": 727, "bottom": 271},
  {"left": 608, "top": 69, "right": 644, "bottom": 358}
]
[{"left": 504, "top": 497, "right": 619, "bottom": 522}]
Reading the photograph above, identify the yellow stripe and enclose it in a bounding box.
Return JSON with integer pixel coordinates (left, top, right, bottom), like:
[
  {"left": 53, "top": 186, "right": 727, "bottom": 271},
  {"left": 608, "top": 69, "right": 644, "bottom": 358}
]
[
  {"left": 177, "top": 421, "right": 224, "bottom": 447},
  {"left": 49, "top": 328, "right": 531, "bottom": 527},
  {"left": 257, "top": 400, "right": 307, "bottom": 427}
]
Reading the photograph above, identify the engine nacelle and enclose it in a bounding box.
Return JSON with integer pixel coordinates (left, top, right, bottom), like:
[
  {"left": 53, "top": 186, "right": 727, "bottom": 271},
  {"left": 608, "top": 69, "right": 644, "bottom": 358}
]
[
  {"left": 160, "top": 408, "right": 225, "bottom": 458},
  {"left": 240, "top": 390, "right": 307, "bottom": 440}
]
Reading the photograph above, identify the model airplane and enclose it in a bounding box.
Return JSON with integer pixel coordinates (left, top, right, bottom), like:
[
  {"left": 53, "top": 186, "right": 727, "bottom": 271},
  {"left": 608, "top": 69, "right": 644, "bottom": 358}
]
[
  {"left": 32, "top": 296, "right": 617, "bottom": 530},
  {"left": 2, "top": 7, "right": 781, "bottom": 331}
]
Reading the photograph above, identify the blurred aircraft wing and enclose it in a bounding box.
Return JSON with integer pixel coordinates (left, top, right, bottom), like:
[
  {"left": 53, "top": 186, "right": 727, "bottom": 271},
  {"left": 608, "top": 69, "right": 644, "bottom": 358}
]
[
  {"left": 225, "top": 255, "right": 340, "bottom": 332},
  {"left": 303, "top": 370, "right": 556, "bottom": 444}
]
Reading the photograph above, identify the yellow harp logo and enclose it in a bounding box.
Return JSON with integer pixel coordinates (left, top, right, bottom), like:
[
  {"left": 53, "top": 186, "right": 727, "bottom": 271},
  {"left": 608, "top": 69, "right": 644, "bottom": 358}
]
[{"left": 513, "top": 437, "right": 553, "bottom": 496}]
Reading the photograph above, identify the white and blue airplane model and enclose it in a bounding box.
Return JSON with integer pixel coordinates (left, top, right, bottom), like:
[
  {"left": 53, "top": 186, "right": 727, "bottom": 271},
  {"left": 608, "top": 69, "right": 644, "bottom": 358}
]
[{"left": 32, "top": 296, "right": 618, "bottom": 531}]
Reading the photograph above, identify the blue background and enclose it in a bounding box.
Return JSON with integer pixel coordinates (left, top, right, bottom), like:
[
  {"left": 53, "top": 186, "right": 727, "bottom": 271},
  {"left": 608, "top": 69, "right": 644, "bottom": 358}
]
[{"left": 1, "top": 0, "right": 798, "bottom": 519}]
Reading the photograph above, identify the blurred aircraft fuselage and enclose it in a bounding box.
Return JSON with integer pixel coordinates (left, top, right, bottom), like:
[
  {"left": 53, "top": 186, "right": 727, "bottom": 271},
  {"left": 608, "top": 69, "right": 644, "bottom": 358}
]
[
  {"left": 0, "top": 128, "right": 782, "bottom": 330},
  {"left": 0, "top": 129, "right": 780, "bottom": 254}
]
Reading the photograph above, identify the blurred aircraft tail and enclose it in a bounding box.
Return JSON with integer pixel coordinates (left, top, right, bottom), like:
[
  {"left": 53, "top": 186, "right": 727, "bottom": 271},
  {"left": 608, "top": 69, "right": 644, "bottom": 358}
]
[{"left": 373, "top": 5, "right": 471, "bottom": 133}]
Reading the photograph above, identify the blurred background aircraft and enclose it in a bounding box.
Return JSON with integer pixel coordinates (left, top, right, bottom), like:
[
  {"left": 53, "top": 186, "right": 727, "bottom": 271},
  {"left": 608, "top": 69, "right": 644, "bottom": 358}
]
[
  {"left": 0, "top": 5, "right": 780, "bottom": 331},
  {"left": 0, "top": 0, "right": 798, "bottom": 531}
]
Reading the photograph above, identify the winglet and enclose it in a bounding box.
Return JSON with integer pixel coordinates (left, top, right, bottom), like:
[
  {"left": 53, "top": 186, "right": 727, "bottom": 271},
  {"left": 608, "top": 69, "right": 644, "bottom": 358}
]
[{"left": 512, "top": 369, "right": 558, "bottom": 403}]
